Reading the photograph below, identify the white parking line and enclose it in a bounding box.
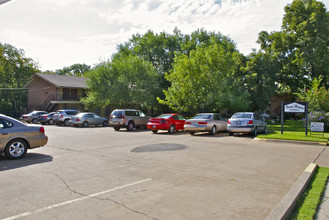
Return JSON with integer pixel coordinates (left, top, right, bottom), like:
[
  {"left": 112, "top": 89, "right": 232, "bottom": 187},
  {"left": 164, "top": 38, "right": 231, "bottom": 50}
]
[{"left": 2, "top": 178, "right": 152, "bottom": 220}]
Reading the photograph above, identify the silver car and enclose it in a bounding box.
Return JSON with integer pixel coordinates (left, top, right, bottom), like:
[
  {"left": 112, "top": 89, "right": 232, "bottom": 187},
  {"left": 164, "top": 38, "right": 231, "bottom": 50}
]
[
  {"left": 20, "top": 111, "right": 48, "bottom": 124},
  {"left": 184, "top": 113, "right": 227, "bottom": 135},
  {"left": 0, "top": 114, "right": 48, "bottom": 159},
  {"left": 69, "top": 113, "right": 108, "bottom": 127},
  {"left": 109, "top": 109, "right": 150, "bottom": 131},
  {"left": 53, "top": 109, "right": 80, "bottom": 126},
  {"left": 227, "top": 112, "right": 267, "bottom": 136}
]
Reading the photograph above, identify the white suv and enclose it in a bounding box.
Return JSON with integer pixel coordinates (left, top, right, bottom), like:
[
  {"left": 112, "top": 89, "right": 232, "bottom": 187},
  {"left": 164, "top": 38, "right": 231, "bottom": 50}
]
[
  {"left": 53, "top": 109, "right": 80, "bottom": 126},
  {"left": 109, "top": 109, "right": 150, "bottom": 131}
]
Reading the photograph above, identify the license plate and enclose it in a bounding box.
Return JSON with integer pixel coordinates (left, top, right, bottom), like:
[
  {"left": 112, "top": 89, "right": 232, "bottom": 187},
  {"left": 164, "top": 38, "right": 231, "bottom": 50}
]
[
  {"left": 192, "top": 122, "right": 197, "bottom": 125},
  {"left": 236, "top": 121, "right": 242, "bottom": 125},
  {"left": 153, "top": 126, "right": 156, "bottom": 128}
]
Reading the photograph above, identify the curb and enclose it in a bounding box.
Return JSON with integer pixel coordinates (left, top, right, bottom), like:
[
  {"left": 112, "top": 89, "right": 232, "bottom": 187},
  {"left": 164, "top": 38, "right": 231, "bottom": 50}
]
[
  {"left": 255, "top": 138, "right": 328, "bottom": 146},
  {"left": 266, "top": 163, "right": 318, "bottom": 220}
]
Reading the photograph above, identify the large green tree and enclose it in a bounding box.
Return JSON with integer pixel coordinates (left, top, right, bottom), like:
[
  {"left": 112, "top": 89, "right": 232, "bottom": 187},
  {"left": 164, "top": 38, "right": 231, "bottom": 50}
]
[
  {"left": 82, "top": 55, "right": 161, "bottom": 109},
  {"left": 257, "top": 0, "right": 329, "bottom": 92},
  {"left": 159, "top": 37, "right": 250, "bottom": 114},
  {"left": 0, "top": 43, "right": 39, "bottom": 116}
]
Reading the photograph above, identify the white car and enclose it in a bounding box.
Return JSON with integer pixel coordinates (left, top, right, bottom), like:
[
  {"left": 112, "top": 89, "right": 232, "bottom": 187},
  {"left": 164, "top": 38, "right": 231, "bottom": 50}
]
[{"left": 227, "top": 112, "right": 266, "bottom": 136}]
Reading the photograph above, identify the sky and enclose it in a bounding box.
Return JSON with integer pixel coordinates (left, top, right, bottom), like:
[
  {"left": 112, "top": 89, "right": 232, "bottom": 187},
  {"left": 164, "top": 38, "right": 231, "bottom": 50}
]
[{"left": 0, "top": 0, "right": 328, "bottom": 71}]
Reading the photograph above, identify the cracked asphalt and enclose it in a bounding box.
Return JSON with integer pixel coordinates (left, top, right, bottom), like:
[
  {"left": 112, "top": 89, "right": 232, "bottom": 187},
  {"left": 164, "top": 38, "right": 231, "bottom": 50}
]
[{"left": 0, "top": 126, "right": 328, "bottom": 220}]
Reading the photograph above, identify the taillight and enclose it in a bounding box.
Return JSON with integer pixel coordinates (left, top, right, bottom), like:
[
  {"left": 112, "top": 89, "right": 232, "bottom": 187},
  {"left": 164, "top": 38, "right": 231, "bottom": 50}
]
[
  {"left": 227, "top": 120, "right": 231, "bottom": 124},
  {"left": 198, "top": 122, "right": 207, "bottom": 125},
  {"left": 185, "top": 122, "right": 191, "bottom": 124},
  {"left": 61, "top": 114, "right": 63, "bottom": 118},
  {"left": 247, "top": 120, "right": 253, "bottom": 124},
  {"left": 121, "top": 115, "right": 125, "bottom": 119},
  {"left": 76, "top": 119, "right": 80, "bottom": 121},
  {"left": 39, "top": 127, "right": 45, "bottom": 133},
  {"left": 43, "top": 116, "right": 47, "bottom": 119}
]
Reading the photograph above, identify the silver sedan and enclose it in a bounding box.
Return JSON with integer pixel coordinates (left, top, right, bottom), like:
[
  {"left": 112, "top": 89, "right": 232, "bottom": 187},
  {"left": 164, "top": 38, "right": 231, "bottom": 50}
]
[
  {"left": 0, "top": 114, "right": 48, "bottom": 159},
  {"left": 69, "top": 113, "right": 109, "bottom": 127},
  {"left": 184, "top": 113, "right": 227, "bottom": 135},
  {"left": 227, "top": 112, "right": 267, "bottom": 136}
]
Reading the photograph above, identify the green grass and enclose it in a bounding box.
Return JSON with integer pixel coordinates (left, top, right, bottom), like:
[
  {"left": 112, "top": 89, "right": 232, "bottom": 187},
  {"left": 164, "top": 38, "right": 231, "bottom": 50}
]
[
  {"left": 289, "top": 167, "right": 329, "bottom": 220},
  {"left": 257, "top": 120, "right": 329, "bottom": 143}
]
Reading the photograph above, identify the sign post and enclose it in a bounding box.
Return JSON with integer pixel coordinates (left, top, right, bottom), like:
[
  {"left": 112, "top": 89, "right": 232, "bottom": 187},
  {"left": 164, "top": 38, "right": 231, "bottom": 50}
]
[{"left": 281, "top": 102, "right": 308, "bottom": 135}]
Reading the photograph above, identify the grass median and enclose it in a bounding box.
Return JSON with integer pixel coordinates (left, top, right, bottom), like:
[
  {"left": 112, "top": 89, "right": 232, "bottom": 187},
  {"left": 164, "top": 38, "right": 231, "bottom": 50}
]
[
  {"left": 289, "top": 166, "right": 329, "bottom": 220},
  {"left": 257, "top": 120, "right": 329, "bottom": 143}
]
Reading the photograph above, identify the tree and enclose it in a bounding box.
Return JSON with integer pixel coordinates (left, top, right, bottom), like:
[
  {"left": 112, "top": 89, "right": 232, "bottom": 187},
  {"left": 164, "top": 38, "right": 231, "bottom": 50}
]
[
  {"left": 159, "top": 38, "right": 250, "bottom": 114},
  {"left": 257, "top": 0, "right": 329, "bottom": 93},
  {"left": 0, "top": 43, "right": 39, "bottom": 116},
  {"left": 295, "top": 76, "right": 329, "bottom": 112},
  {"left": 82, "top": 55, "right": 161, "bottom": 109},
  {"left": 46, "top": 63, "right": 91, "bottom": 76},
  {"left": 243, "top": 51, "right": 279, "bottom": 111}
]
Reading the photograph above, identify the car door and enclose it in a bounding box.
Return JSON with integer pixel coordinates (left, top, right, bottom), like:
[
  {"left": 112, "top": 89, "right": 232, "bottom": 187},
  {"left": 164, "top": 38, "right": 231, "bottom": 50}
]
[
  {"left": 0, "top": 119, "right": 13, "bottom": 151},
  {"left": 253, "top": 114, "right": 264, "bottom": 131},
  {"left": 213, "top": 114, "right": 224, "bottom": 131},
  {"left": 175, "top": 115, "right": 186, "bottom": 130}
]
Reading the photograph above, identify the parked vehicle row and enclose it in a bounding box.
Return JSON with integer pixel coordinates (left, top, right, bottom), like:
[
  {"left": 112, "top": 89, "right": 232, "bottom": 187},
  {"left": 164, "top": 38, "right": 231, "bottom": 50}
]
[
  {"left": 19, "top": 109, "right": 267, "bottom": 134},
  {"left": 108, "top": 109, "right": 267, "bottom": 136},
  {"left": 3, "top": 109, "right": 266, "bottom": 160}
]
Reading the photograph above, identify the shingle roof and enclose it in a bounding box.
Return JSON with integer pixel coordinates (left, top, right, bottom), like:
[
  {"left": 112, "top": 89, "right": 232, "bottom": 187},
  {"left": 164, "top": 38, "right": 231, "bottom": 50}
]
[{"left": 28, "top": 73, "right": 87, "bottom": 89}]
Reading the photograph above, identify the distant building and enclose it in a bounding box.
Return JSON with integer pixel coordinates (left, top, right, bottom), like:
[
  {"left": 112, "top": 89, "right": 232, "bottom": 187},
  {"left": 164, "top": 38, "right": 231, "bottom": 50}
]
[{"left": 25, "top": 73, "right": 87, "bottom": 112}]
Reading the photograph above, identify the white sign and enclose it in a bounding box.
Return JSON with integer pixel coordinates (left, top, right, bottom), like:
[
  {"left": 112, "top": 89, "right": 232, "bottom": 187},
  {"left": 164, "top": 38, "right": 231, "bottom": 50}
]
[
  {"left": 284, "top": 102, "right": 305, "bottom": 113},
  {"left": 310, "top": 122, "right": 324, "bottom": 132}
]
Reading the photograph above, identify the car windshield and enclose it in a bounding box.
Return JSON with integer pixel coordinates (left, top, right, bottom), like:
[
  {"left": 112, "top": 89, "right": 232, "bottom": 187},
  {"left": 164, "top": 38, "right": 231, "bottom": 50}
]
[
  {"left": 156, "top": 114, "right": 172, "bottom": 119},
  {"left": 192, "top": 114, "right": 211, "bottom": 120},
  {"left": 232, "top": 113, "right": 252, "bottom": 119}
]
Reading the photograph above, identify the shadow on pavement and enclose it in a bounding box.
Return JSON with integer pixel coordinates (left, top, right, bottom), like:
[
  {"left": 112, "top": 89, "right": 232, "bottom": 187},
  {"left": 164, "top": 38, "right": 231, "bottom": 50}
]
[{"left": 0, "top": 153, "right": 53, "bottom": 171}]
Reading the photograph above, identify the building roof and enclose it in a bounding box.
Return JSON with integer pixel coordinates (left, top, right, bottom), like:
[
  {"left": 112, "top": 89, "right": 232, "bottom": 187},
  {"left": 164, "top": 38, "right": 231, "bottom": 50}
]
[{"left": 26, "top": 73, "right": 87, "bottom": 89}]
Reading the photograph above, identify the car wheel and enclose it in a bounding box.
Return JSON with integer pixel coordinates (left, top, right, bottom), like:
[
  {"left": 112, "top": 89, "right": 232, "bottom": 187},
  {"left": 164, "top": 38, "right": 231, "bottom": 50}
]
[
  {"left": 168, "top": 125, "right": 175, "bottom": 134},
  {"left": 152, "top": 130, "right": 158, "bottom": 134},
  {"left": 209, "top": 126, "right": 216, "bottom": 135},
  {"left": 228, "top": 132, "right": 233, "bottom": 136},
  {"left": 32, "top": 118, "right": 38, "bottom": 124},
  {"left": 5, "top": 139, "right": 28, "bottom": 160},
  {"left": 253, "top": 127, "right": 258, "bottom": 137},
  {"left": 103, "top": 121, "right": 108, "bottom": 127},
  {"left": 48, "top": 119, "right": 54, "bottom": 125},
  {"left": 189, "top": 131, "right": 195, "bottom": 136},
  {"left": 113, "top": 127, "right": 120, "bottom": 131},
  {"left": 64, "top": 119, "right": 70, "bottom": 126},
  {"left": 127, "top": 121, "right": 135, "bottom": 131},
  {"left": 83, "top": 121, "right": 88, "bottom": 127}
]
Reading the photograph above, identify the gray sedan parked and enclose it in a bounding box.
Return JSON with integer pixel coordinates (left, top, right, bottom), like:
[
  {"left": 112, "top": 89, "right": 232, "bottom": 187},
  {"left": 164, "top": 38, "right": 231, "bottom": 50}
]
[
  {"left": 184, "top": 113, "right": 227, "bottom": 135},
  {"left": 227, "top": 112, "right": 266, "bottom": 136},
  {"left": 69, "top": 113, "right": 108, "bottom": 127},
  {"left": 0, "top": 114, "right": 48, "bottom": 159},
  {"left": 20, "top": 111, "right": 48, "bottom": 124}
]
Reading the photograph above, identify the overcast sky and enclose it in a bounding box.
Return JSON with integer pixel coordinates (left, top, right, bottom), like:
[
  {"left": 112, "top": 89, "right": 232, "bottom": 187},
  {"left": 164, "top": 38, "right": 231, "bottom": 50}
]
[{"left": 0, "top": 0, "right": 328, "bottom": 71}]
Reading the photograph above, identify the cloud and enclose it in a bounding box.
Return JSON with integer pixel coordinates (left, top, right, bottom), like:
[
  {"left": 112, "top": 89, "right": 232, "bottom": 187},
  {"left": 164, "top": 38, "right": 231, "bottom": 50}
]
[{"left": 0, "top": 0, "right": 328, "bottom": 70}]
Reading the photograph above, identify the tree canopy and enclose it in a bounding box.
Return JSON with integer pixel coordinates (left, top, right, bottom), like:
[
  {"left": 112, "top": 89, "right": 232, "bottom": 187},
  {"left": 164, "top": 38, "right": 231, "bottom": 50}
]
[{"left": 0, "top": 42, "right": 39, "bottom": 116}]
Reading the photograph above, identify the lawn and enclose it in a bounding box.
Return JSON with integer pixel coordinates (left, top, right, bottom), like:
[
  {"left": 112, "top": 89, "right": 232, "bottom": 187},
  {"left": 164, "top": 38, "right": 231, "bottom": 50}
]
[
  {"left": 257, "top": 120, "right": 329, "bottom": 143},
  {"left": 289, "top": 166, "right": 329, "bottom": 220}
]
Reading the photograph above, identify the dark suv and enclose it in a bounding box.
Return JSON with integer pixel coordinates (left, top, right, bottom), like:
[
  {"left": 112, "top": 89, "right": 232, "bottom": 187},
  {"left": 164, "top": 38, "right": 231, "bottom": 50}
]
[
  {"left": 109, "top": 109, "right": 150, "bottom": 131},
  {"left": 53, "top": 109, "right": 80, "bottom": 126}
]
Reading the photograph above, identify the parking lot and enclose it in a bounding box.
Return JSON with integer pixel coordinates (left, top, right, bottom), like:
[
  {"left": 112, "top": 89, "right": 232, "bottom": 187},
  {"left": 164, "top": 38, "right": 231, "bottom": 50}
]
[{"left": 0, "top": 126, "right": 328, "bottom": 220}]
